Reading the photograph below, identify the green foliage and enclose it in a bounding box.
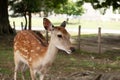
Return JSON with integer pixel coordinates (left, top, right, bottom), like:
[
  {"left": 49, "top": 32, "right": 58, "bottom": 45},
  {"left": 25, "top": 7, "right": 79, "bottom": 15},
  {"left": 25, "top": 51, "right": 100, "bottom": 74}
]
[
  {"left": 9, "top": 0, "right": 68, "bottom": 17},
  {"left": 39, "top": 0, "right": 67, "bottom": 16},
  {"left": 54, "top": 0, "right": 84, "bottom": 16},
  {"left": 82, "top": 0, "right": 120, "bottom": 10},
  {"left": 9, "top": 0, "right": 41, "bottom": 17},
  {"left": 43, "top": 0, "right": 67, "bottom": 10}
]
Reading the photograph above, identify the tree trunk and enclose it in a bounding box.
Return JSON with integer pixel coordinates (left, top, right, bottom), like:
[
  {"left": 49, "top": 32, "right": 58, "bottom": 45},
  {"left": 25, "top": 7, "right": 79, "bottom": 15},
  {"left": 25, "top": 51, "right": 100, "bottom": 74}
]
[
  {"left": 0, "top": 0, "right": 13, "bottom": 34},
  {"left": 28, "top": 12, "right": 32, "bottom": 30},
  {"left": 24, "top": 12, "right": 27, "bottom": 30},
  {"left": 43, "top": 11, "right": 48, "bottom": 17}
]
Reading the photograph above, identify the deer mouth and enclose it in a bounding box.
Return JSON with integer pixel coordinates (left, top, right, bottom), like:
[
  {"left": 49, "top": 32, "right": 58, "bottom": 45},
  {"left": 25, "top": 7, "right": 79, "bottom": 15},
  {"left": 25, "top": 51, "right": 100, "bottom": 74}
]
[
  {"left": 66, "top": 50, "right": 72, "bottom": 54},
  {"left": 66, "top": 47, "right": 75, "bottom": 54}
]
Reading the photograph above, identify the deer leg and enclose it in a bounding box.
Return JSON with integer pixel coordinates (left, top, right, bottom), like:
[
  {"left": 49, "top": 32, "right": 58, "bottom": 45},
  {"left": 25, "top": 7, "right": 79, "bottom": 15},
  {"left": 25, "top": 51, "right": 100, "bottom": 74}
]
[
  {"left": 14, "top": 57, "right": 20, "bottom": 80},
  {"left": 40, "top": 74, "right": 45, "bottom": 80},
  {"left": 14, "top": 64, "right": 19, "bottom": 80},
  {"left": 39, "top": 68, "right": 47, "bottom": 80},
  {"left": 21, "top": 64, "right": 28, "bottom": 80},
  {"left": 30, "top": 68, "right": 36, "bottom": 80}
]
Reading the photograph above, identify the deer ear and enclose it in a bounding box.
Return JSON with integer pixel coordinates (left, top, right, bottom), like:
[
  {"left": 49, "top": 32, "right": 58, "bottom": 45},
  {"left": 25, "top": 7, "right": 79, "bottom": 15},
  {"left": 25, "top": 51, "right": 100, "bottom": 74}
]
[
  {"left": 60, "top": 21, "right": 66, "bottom": 28},
  {"left": 43, "top": 18, "right": 54, "bottom": 31}
]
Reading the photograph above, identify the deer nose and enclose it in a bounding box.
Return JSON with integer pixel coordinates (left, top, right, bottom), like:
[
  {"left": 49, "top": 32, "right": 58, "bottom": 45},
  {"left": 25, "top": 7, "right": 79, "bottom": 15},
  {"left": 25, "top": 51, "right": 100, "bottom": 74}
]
[{"left": 70, "top": 47, "right": 75, "bottom": 52}]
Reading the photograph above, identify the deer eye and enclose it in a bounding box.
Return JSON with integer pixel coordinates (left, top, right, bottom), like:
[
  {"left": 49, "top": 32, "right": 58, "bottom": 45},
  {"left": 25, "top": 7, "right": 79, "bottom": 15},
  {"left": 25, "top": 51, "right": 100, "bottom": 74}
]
[{"left": 57, "top": 35, "right": 62, "bottom": 38}]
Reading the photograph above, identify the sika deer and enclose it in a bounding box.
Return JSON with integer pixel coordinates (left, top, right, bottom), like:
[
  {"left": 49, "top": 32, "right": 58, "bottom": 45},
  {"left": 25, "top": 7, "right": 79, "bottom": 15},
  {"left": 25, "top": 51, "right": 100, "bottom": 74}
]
[{"left": 13, "top": 18, "right": 75, "bottom": 80}]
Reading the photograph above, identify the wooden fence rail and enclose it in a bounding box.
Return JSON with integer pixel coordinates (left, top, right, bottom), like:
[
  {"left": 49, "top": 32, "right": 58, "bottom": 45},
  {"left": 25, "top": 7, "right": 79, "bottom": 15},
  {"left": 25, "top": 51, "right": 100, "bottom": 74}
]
[
  {"left": 12, "top": 21, "right": 102, "bottom": 53},
  {"left": 77, "top": 26, "right": 102, "bottom": 54}
]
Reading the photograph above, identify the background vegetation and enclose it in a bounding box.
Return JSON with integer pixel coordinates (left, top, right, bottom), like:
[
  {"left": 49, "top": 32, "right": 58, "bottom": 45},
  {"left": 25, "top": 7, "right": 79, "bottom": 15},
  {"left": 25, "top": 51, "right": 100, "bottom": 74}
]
[{"left": 0, "top": 0, "right": 120, "bottom": 79}]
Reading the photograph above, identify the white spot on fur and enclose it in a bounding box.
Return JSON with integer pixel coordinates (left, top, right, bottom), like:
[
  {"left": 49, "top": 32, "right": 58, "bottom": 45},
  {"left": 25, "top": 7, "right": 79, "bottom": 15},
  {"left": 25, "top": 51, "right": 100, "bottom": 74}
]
[
  {"left": 21, "top": 54, "right": 28, "bottom": 59},
  {"left": 27, "top": 52, "right": 29, "bottom": 54},
  {"left": 36, "top": 47, "right": 40, "bottom": 50},
  {"left": 35, "top": 54, "right": 39, "bottom": 56},
  {"left": 31, "top": 50, "right": 34, "bottom": 52},
  {"left": 28, "top": 57, "right": 32, "bottom": 62},
  {"left": 21, "top": 48, "right": 28, "bottom": 52}
]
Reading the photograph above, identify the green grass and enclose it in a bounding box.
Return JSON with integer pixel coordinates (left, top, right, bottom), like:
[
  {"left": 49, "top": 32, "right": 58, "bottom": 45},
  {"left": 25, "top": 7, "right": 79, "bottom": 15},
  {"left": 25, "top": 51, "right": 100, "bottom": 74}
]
[
  {"left": 1, "top": 34, "right": 120, "bottom": 79},
  {"left": 9, "top": 17, "right": 120, "bottom": 36},
  {"left": 52, "top": 49, "right": 120, "bottom": 73},
  {"left": 80, "top": 20, "right": 120, "bottom": 29},
  {"left": 0, "top": 48, "right": 14, "bottom": 75}
]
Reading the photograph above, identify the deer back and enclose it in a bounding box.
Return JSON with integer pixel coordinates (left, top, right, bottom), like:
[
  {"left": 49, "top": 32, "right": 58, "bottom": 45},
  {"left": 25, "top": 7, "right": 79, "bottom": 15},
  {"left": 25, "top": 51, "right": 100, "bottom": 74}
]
[{"left": 14, "top": 30, "right": 48, "bottom": 65}]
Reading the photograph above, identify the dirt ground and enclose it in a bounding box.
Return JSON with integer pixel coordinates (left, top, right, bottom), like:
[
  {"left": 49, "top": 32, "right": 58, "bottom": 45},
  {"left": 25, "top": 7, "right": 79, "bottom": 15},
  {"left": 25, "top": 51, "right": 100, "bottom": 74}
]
[
  {"left": 1, "top": 33, "right": 120, "bottom": 80},
  {"left": 75, "top": 34, "right": 120, "bottom": 53}
]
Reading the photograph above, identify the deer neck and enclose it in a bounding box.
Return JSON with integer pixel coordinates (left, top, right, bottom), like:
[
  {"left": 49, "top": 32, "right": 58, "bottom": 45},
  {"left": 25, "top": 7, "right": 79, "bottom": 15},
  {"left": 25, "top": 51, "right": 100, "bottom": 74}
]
[{"left": 43, "top": 36, "right": 58, "bottom": 65}]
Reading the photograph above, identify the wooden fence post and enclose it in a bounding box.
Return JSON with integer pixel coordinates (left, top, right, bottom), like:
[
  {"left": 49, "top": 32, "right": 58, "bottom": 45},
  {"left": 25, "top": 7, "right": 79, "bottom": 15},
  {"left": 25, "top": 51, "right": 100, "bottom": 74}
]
[
  {"left": 21, "top": 22, "right": 23, "bottom": 30},
  {"left": 78, "top": 25, "right": 81, "bottom": 51},
  {"left": 98, "top": 27, "right": 101, "bottom": 54},
  {"left": 13, "top": 21, "right": 15, "bottom": 29}
]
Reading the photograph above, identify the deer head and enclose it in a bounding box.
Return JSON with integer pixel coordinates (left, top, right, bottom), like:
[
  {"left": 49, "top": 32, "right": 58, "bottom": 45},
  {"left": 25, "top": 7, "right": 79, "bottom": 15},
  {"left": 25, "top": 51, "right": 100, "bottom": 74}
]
[{"left": 43, "top": 18, "right": 75, "bottom": 54}]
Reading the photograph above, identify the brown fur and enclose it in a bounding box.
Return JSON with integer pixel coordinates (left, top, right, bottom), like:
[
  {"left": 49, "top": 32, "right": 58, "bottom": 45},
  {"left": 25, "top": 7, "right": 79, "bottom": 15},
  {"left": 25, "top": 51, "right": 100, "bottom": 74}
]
[
  {"left": 14, "top": 18, "right": 74, "bottom": 80},
  {"left": 14, "top": 30, "right": 47, "bottom": 64}
]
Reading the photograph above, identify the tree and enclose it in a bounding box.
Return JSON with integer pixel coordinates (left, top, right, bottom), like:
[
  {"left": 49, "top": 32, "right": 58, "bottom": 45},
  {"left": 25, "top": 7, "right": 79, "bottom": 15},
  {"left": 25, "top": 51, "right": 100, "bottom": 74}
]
[
  {"left": 82, "top": 0, "right": 120, "bottom": 11},
  {"left": 10, "top": 0, "right": 68, "bottom": 30},
  {"left": 0, "top": 0, "right": 13, "bottom": 34},
  {"left": 54, "top": 0, "right": 84, "bottom": 16},
  {"left": 54, "top": 0, "right": 84, "bottom": 23},
  {"left": 9, "top": 0, "right": 41, "bottom": 30},
  {"left": 40, "top": 0, "right": 68, "bottom": 17}
]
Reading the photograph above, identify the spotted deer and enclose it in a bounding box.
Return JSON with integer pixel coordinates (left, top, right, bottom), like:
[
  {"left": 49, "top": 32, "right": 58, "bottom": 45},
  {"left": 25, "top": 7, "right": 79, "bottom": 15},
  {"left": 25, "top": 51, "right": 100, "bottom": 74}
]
[{"left": 14, "top": 18, "right": 75, "bottom": 80}]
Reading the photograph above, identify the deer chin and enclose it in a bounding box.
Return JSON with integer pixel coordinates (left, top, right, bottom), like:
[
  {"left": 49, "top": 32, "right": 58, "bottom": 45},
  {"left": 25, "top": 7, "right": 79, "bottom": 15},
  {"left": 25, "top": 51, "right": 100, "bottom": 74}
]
[
  {"left": 65, "top": 48, "right": 75, "bottom": 54},
  {"left": 61, "top": 49, "right": 72, "bottom": 54},
  {"left": 56, "top": 46, "right": 72, "bottom": 54},
  {"left": 62, "top": 49, "right": 72, "bottom": 54},
  {"left": 66, "top": 50, "right": 72, "bottom": 54}
]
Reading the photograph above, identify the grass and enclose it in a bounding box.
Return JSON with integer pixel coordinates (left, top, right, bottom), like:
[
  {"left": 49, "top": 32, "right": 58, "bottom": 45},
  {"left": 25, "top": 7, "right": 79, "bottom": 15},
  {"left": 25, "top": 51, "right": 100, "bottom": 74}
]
[
  {"left": 9, "top": 17, "right": 120, "bottom": 30},
  {"left": 51, "top": 50, "right": 120, "bottom": 76},
  {"left": 80, "top": 20, "right": 120, "bottom": 30},
  {"left": 0, "top": 48, "right": 13, "bottom": 76},
  {"left": 1, "top": 33, "right": 120, "bottom": 79}
]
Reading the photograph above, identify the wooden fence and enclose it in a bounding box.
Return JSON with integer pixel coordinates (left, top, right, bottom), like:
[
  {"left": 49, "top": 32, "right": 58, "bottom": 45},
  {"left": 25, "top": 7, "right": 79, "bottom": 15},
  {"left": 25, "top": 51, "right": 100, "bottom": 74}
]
[
  {"left": 13, "top": 21, "right": 102, "bottom": 53},
  {"left": 77, "top": 25, "right": 102, "bottom": 54}
]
